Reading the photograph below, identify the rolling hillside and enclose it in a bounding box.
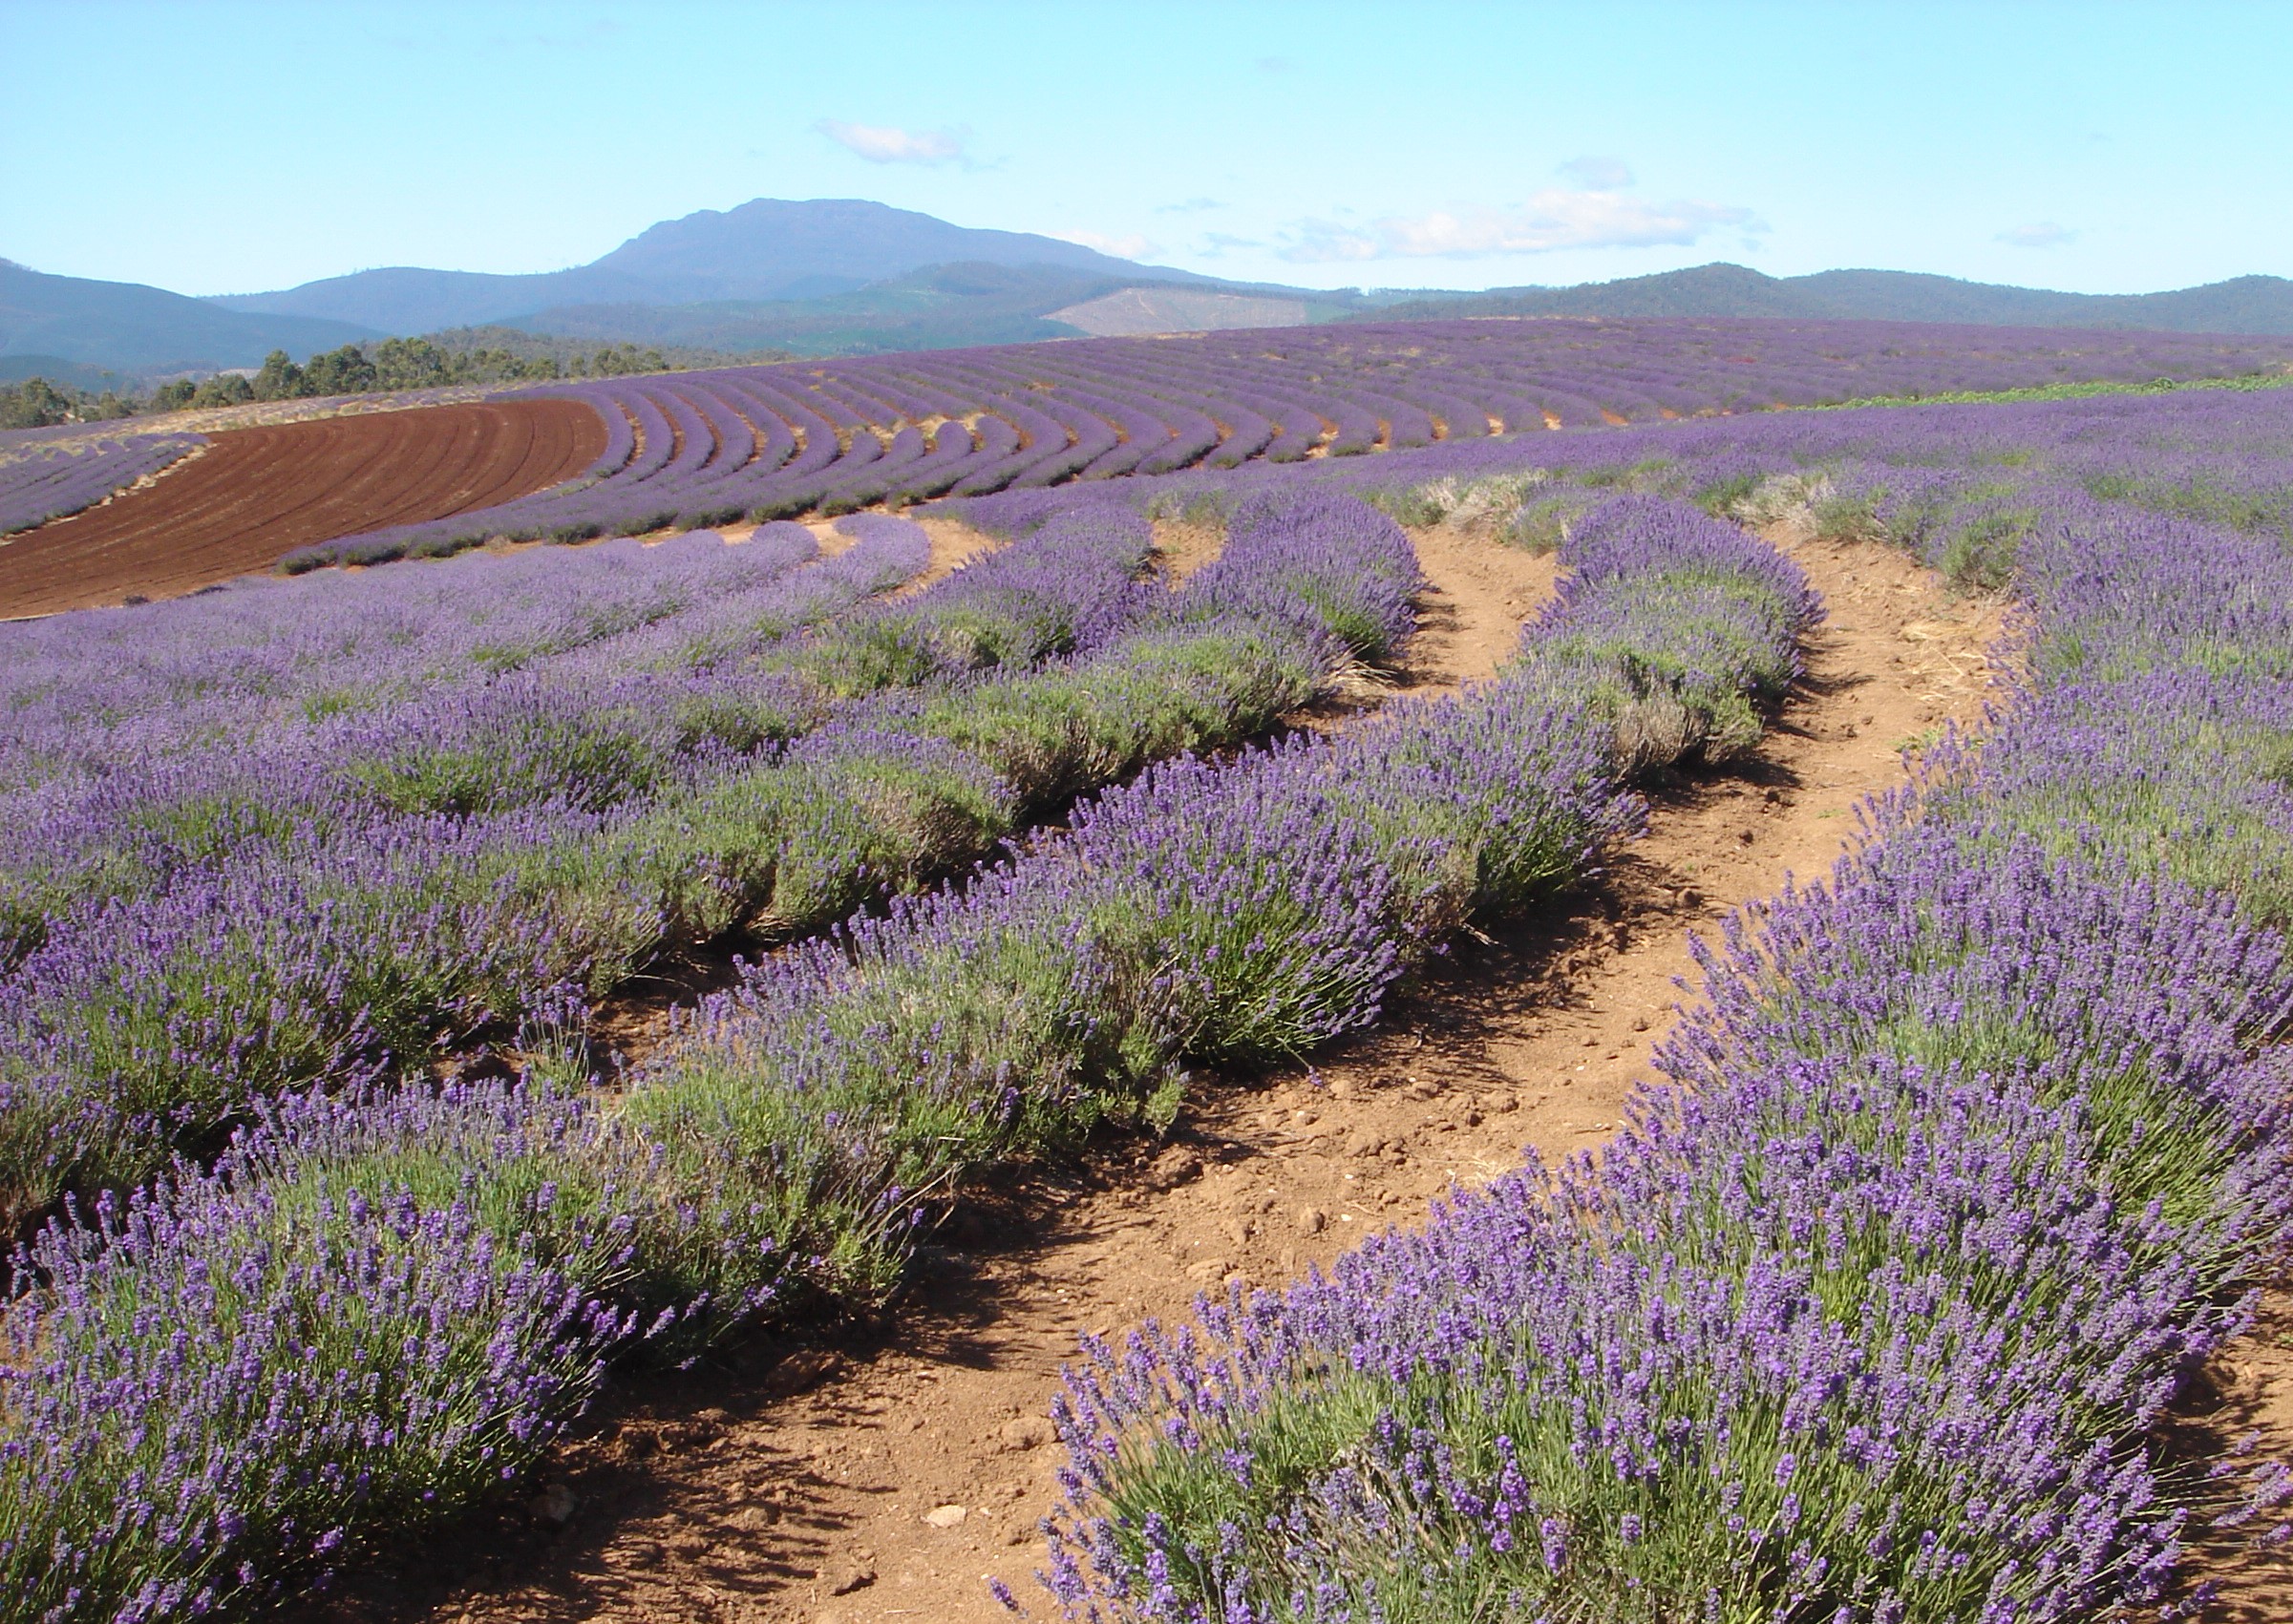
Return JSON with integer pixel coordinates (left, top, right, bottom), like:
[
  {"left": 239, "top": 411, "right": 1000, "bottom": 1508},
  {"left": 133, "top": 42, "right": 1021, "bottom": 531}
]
[
  {"left": 208, "top": 198, "right": 1215, "bottom": 334},
  {"left": 0, "top": 260, "right": 380, "bottom": 373},
  {"left": 14, "top": 203, "right": 2293, "bottom": 382},
  {"left": 497, "top": 262, "right": 1131, "bottom": 355},
  {"left": 1367, "top": 262, "right": 2293, "bottom": 333}
]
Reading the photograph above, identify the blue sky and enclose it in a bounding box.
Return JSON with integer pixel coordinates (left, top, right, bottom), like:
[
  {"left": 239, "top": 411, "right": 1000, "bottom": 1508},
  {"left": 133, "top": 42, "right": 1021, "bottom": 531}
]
[{"left": 5, "top": 0, "right": 2288, "bottom": 298}]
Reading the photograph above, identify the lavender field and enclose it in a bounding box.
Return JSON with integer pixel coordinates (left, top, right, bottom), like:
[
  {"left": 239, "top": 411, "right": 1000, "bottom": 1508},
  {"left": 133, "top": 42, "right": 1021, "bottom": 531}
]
[
  {"left": 260, "top": 317, "right": 2293, "bottom": 571},
  {"left": 1020, "top": 391, "right": 2293, "bottom": 1619},
  {"left": 2, "top": 331, "right": 2291, "bottom": 1624},
  {"left": 0, "top": 428, "right": 206, "bottom": 537},
  {"left": 10, "top": 317, "right": 2290, "bottom": 579}
]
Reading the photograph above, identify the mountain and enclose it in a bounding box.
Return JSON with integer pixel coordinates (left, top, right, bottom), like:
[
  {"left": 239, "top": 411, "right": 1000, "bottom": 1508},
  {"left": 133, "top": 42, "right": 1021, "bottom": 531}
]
[
  {"left": 1361, "top": 264, "right": 2293, "bottom": 334},
  {"left": 211, "top": 199, "right": 1213, "bottom": 335},
  {"left": 212, "top": 265, "right": 661, "bottom": 337},
  {"left": 0, "top": 260, "right": 380, "bottom": 374},
  {"left": 483, "top": 262, "right": 1333, "bottom": 357},
  {"left": 1049, "top": 285, "right": 1314, "bottom": 337},
  {"left": 20, "top": 206, "right": 2293, "bottom": 382},
  {"left": 499, "top": 262, "right": 1114, "bottom": 355},
  {"left": 0, "top": 352, "right": 140, "bottom": 392}
]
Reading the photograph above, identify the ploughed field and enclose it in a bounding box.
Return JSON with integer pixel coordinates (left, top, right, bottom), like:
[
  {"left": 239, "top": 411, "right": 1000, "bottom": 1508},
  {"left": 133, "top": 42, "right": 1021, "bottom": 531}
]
[
  {"left": 3, "top": 321, "right": 2293, "bottom": 1624},
  {"left": 0, "top": 398, "right": 605, "bottom": 616}
]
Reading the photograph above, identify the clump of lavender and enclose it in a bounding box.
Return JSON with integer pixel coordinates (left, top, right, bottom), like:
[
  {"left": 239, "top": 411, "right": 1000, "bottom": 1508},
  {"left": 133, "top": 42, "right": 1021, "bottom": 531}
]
[
  {"left": 1170, "top": 490, "right": 1424, "bottom": 668},
  {"left": 1046, "top": 829, "right": 2293, "bottom": 1622},
  {"left": 1511, "top": 493, "right": 1820, "bottom": 771},
  {"left": 0, "top": 1128, "right": 630, "bottom": 1617},
  {"left": 1034, "top": 414, "right": 2293, "bottom": 1623}
]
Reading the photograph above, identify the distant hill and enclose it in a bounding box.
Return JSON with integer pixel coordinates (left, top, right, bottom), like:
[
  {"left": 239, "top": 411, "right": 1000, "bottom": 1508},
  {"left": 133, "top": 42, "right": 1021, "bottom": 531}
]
[
  {"left": 1050, "top": 286, "right": 1314, "bottom": 337},
  {"left": 0, "top": 260, "right": 380, "bottom": 373},
  {"left": 212, "top": 199, "right": 1214, "bottom": 335},
  {"left": 0, "top": 352, "right": 140, "bottom": 392},
  {"left": 492, "top": 262, "right": 1279, "bottom": 357},
  {"left": 1362, "top": 263, "right": 2293, "bottom": 334},
  {"left": 20, "top": 204, "right": 2293, "bottom": 382}
]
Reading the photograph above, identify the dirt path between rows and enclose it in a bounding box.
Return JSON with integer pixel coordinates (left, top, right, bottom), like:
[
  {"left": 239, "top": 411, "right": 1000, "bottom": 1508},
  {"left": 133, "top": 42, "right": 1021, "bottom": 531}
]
[
  {"left": 2180, "top": 1295, "right": 2293, "bottom": 1619},
  {"left": 722, "top": 515, "right": 989, "bottom": 595},
  {"left": 313, "top": 519, "right": 2002, "bottom": 1624},
  {"left": 1148, "top": 514, "right": 1557, "bottom": 703}
]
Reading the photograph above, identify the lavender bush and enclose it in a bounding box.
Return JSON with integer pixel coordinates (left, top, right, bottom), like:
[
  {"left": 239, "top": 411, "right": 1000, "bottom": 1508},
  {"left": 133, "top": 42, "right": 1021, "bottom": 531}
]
[
  {"left": 1511, "top": 493, "right": 1818, "bottom": 770},
  {"left": 1037, "top": 390, "right": 2293, "bottom": 1623},
  {"left": 0, "top": 485, "right": 1797, "bottom": 1617},
  {"left": 0, "top": 1131, "right": 631, "bottom": 1619},
  {"left": 0, "top": 502, "right": 1413, "bottom": 1220}
]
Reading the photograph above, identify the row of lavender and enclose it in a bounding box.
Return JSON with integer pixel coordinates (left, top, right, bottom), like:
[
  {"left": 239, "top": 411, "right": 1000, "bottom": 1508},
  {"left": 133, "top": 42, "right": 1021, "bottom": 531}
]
[
  {"left": 0, "top": 429, "right": 206, "bottom": 538},
  {"left": 273, "top": 319, "right": 2293, "bottom": 571},
  {"left": 0, "top": 495, "right": 1435, "bottom": 1234},
  {"left": 1042, "top": 399, "right": 2293, "bottom": 1619},
  {"left": 0, "top": 493, "right": 1820, "bottom": 1617},
  {"left": 949, "top": 371, "right": 2293, "bottom": 600},
  {"left": 0, "top": 518, "right": 927, "bottom": 1214}
]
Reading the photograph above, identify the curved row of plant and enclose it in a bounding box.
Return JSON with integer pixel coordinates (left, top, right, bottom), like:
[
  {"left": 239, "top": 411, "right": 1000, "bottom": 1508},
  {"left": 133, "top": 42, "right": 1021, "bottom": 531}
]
[
  {"left": 0, "top": 427, "right": 205, "bottom": 537},
  {"left": 0, "top": 520, "right": 935, "bottom": 1222},
  {"left": 267, "top": 319, "right": 2293, "bottom": 573},
  {"left": 0, "top": 493, "right": 1818, "bottom": 1618},
  {"left": 0, "top": 496, "right": 1439, "bottom": 1231},
  {"left": 1, "top": 521, "right": 919, "bottom": 951},
  {"left": 929, "top": 371, "right": 2293, "bottom": 623},
  {"left": 1042, "top": 456, "right": 2293, "bottom": 1616}
]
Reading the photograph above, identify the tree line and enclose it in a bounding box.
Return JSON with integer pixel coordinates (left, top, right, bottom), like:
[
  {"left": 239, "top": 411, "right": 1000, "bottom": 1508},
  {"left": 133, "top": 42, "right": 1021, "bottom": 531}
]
[{"left": 2, "top": 331, "right": 772, "bottom": 430}]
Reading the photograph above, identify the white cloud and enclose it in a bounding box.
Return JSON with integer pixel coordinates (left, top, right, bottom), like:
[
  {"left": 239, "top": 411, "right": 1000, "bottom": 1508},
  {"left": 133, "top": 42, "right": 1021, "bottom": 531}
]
[
  {"left": 814, "top": 118, "right": 966, "bottom": 165},
  {"left": 1056, "top": 229, "right": 1160, "bottom": 262},
  {"left": 1157, "top": 197, "right": 1223, "bottom": 215},
  {"left": 1278, "top": 191, "right": 1759, "bottom": 263},
  {"left": 1997, "top": 221, "right": 2077, "bottom": 248},
  {"left": 1557, "top": 156, "right": 1634, "bottom": 190}
]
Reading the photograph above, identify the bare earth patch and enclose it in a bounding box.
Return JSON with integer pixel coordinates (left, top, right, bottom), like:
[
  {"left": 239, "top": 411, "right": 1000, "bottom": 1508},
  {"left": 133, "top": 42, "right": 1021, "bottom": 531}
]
[
  {"left": 2176, "top": 1293, "right": 2293, "bottom": 1618},
  {"left": 904, "top": 517, "right": 998, "bottom": 589},
  {"left": 0, "top": 399, "right": 608, "bottom": 617},
  {"left": 720, "top": 514, "right": 992, "bottom": 595}
]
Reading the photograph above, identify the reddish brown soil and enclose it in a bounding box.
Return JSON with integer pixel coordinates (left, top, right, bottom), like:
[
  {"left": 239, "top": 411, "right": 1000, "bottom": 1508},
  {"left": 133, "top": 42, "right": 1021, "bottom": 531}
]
[
  {"left": 2174, "top": 1294, "right": 2293, "bottom": 1618},
  {"left": 296, "top": 520, "right": 2035, "bottom": 1624},
  {"left": 0, "top": 398, "right": 607, "bottom": 618},
  {"left": 1395, "top": 517, "right": 1561, "bottom": 695}
]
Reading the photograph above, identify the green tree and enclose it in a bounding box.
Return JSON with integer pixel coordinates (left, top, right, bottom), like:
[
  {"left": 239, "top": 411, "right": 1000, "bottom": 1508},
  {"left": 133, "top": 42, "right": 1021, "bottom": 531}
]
[
  {"left": 302, "top": 344, "right": 378, "bottom": 396},
  {"left": 0, "top": 377, "right": 74, "bottom": 429},
  {"left": 191, "top": 373, "right": 255, "bottom": 408},
  {"left": 372, "top": 336, "right": 452, "bottom": 390},
  {"left": 249, "top": 349, "right": 306, "bottom": 402}
]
